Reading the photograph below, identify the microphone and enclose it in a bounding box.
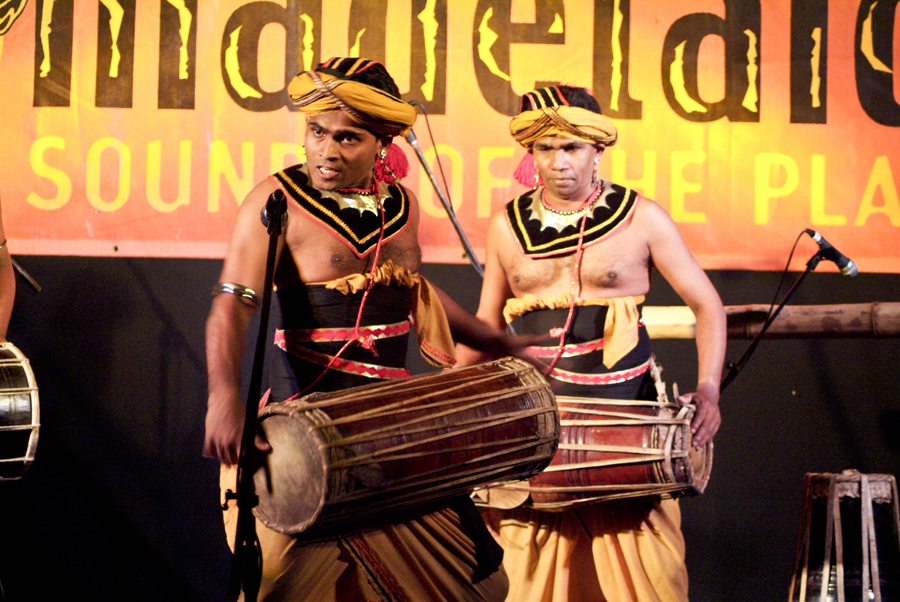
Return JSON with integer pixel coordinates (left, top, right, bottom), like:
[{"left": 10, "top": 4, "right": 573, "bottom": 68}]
[
  {"left": 405, "top": 128, "right": 419, "bottom": 148},
  {"left": 804, "top": 229, "right": 858, "bottom": 276}
]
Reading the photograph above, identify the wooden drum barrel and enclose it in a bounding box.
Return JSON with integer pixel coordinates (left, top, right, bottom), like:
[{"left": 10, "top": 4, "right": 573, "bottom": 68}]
[
  {"left": 252, "top": 357, "right": 559, "bottom": 535},
  {"left": 487, "top": 395, "right": 712, "bottom": 511}
]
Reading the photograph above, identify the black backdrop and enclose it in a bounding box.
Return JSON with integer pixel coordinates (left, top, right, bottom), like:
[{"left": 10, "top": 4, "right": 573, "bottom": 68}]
[{"left": 0, "top": 256, "right": 897, "bottom": 601}]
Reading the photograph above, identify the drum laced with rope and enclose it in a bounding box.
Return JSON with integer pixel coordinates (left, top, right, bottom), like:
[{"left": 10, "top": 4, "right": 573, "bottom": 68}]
[
  {"left": 251, "top": 357, "right": 559, "bottom": 536},
  {"left": 0, "top": 342, "right": 39, "bottom": 480},
  {"left": 476, "top": 356, "right": 712, "bottom": 511}
]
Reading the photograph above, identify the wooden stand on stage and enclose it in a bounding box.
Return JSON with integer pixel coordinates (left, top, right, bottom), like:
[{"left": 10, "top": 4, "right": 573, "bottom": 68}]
[{"left": 788, "top": 471, "right": 900, "bottom": 602}]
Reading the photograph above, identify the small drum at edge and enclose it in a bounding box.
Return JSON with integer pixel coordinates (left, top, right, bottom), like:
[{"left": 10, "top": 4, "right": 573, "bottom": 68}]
[{"left": 0, "top": 342, "right": 40, "bottom": 480}]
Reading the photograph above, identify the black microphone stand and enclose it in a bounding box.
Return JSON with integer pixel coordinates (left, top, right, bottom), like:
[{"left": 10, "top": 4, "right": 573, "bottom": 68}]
[
  {"left": 405, "top": 129, "right": 484, "bottom": 278},
  {"left": 720, "top": 249, "right": 829, "bottom": 392},
  {"left": 226, "top": 190, "right": 287, "bottom": 602}
]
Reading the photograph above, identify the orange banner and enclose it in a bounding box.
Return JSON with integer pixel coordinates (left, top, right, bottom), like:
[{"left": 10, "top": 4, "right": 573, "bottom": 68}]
[{"left": 0, "top": 0, "right": 898, "bottom": 272}]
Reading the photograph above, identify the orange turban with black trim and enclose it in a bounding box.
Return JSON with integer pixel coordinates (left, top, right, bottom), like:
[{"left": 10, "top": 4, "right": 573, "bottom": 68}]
[
  {"left": 288, "top": 57, "right": 417, "bottom": 137},
  {"left": 510, "top": 86, "right": 618, "bottom": 149}
]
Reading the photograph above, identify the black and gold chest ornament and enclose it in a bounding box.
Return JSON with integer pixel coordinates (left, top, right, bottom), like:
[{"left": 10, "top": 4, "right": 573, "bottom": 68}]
[
  {"left": 505, "top": 180, "right": 639, "bottom": 257},
  {"left": 273, "top": 164, "right": 410, "bottom": 257}
]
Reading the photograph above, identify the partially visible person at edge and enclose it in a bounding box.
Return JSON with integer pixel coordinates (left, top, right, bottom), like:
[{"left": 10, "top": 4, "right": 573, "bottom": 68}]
[
  {"left": 457, "top": 85, "right": 727, "bottom": 602},
  {"left": 0, "top": 196, "right": 15, "bottom": 342},
  {"left": 204, "top": 58, "right": 515, "bottom": 601}
]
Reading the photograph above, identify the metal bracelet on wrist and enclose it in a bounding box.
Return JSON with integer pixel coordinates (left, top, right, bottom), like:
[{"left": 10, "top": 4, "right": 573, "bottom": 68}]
[{"left": 211, "top": 282, "right": 260, "bottom": 309}]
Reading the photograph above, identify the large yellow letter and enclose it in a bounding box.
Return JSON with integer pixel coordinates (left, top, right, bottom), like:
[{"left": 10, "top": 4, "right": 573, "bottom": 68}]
[
  {"left": 610, "top": 148, "right": 657, "bottom": 200},
  {"left": 856, "top": 156, "right": 900, "bottom": 226},
  {"left": 810, "top": 154, "right": 846, "bottom": 226},
  {"left": 28, "top": 136, "right": 72, "bottom": 210},
  {"left": 270, "top": 142, "right": 305, "bottom": 174},
  {"left": 670, "top": 151, "right": 707, "bottom": 223},
  {"left": 147, "top": 140, "right": 192, "bottom": 213},
  {"left": 754, "top": 153, "right": 798, "bottom": 224},
  {"left": 477, "top": 147, "right": 514, "bottom": 218},
  {"left": 208, "top": 141, "right": 255, "bottom": 212},
  {"left": 86, "top": 137, "right": 131, "bottom": 212},
  {"left": 418, "top": 144, "right": 462, "bottom": 219}
]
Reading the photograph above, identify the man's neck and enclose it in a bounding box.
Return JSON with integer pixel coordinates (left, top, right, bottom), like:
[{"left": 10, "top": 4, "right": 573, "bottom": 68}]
[{"left": 542, "top": 182, "right": 601, "bottom": 211}]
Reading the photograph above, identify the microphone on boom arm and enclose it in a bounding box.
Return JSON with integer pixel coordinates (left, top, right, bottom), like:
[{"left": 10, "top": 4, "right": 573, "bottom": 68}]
[{"left": 803, "top": 229, "right": 858, "bottom": 276}]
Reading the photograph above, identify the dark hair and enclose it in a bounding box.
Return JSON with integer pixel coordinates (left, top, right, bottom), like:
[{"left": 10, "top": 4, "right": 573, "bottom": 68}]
[{"left": 557, "top": 85, "right": 602, "bottom": 113}]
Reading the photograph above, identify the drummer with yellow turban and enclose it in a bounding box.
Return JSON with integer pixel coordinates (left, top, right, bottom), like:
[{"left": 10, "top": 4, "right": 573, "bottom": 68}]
[
  {"left": 458, "top": 85, "right": 727, "bottom": 601},
  {"left": 205, "top": 57, "right": 514, "bottom": 602}
]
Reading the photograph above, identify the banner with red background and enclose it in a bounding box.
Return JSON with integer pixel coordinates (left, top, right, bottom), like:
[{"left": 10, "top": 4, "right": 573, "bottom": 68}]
[{"left": 0, "top": 0, "right": 898, "bottom": 272}]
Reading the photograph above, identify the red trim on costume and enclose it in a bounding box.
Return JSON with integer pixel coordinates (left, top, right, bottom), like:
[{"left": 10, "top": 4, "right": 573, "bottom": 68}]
[
  {"left": 275, "top": 337, "right": 411, "bottom": 380},
  {"left": 527, "top": 321, "right": 645, "bottom": 358},
  {"left": 548, "top": 358, "right": 651, "bottom": 385},
  {"left": 275, "top": 321, "right": 410, "bottom": 344},
  {"left": 343, "top": 534, "right": 411, "bottom": 602}
]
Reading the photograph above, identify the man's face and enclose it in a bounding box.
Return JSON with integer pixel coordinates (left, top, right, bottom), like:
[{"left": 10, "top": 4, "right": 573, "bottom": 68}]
[
  {"left": 531, "top": 137, "right": 604, "bottom": 202},
  {"left": 304, "top": 111, "right": 388, "bottom": 191}
]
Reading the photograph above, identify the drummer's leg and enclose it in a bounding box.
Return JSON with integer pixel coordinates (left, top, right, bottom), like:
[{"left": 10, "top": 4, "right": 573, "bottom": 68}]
[
  {"left": 255, "top": 525, "right": 377, "bottom": 602},
  {"left": 350, "top": 507, "right": 509, "bottom": 602},
  {"left": 483, "top": 507, "right": 604, "bottom": 602},
  {"left": 584, "top": 498, "right": 688, "bottom": 602}
]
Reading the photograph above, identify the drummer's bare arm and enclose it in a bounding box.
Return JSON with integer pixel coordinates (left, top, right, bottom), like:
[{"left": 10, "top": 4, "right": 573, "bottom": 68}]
[
  {"left": 0, "top": 198, "right": 15, "bottom": 342},
  {"left": 204, "top": 180, "right": 282, "bottom": 465},
  {"left": 642, "top": 200, "right": 726, "bottom": 448},
  {"left": 456, "top": 210, "right": 518, "bottom": 365},
  {"left": 433, "top": 284, "right": 511, "bottom": 361}
]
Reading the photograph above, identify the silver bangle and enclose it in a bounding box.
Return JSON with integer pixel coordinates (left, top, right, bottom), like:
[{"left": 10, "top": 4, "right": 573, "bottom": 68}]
[
  {"left": 211, "top": 282, "right": 260, "bottom": 309},
  {"left": 0, "top": 239, "right": 6, "bottom": 251}
]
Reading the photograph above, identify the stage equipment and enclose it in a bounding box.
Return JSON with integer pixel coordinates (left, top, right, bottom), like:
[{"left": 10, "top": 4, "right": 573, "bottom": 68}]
[
  {"left": 405, "top": 105, "right": 484, "bottom": 278},
  {"left": 720, "top": 229, "right": 861, "bottom": 392},
  {"left": 789, "top": 471, "right": 900, "bottom": 602},
  {"left": 252, "top": 357, "right": 558, "bottom": 536},
  {"left": 0, "top": 342, "right": 38, "bottom": 480},
  {"left": 226, "top": 189, "right": 287, "bottom": 602}
]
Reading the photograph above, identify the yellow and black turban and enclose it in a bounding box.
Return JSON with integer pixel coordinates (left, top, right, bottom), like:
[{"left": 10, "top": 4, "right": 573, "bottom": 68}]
[
  {"left": 288, "top": 57, "right": 417, "bottom": 137},
  {"left": 510, "top": 86, "right": 618, "bottom": 149}
]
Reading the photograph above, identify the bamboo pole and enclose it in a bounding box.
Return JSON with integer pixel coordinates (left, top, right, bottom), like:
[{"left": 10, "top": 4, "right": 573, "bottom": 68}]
[{"left": 642, "top": 302, "right": 900, "bottom": 340}]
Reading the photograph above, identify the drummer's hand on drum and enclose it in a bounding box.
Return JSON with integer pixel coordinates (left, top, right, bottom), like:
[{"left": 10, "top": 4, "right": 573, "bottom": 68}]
[
  {"left": 677, "top": 380, "right": 721, "bottom": 448},
  {"left": 204, "top": 394, "right": 272, "bottom": 465}
]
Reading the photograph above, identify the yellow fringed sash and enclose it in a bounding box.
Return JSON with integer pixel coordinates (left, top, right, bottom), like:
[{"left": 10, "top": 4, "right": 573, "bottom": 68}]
[{"left": 504, "top": 294, "right": 645, "bottom": 368}]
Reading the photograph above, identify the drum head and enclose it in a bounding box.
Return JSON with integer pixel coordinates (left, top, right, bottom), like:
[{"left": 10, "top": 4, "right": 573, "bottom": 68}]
[{"left": 253, "top": 407, "right": 328, "bottom": 535}]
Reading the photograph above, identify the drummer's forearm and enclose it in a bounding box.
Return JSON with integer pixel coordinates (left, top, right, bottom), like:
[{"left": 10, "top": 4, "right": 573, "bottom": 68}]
[
  {"left": 206, "top": 294, "right": 253, "bottom": 405},
  {"left": 433, "top": 285, "right": 505, "bottom": 352},
  {"left": 693, "top": 305, "right": 726, "bottom": 399}
]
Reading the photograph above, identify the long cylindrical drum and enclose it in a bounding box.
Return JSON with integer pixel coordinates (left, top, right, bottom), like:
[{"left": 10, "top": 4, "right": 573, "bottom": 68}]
[
  {"left": 489, "top": 395, "right": 712, "bottom": 511},
  {"left": 0, "top": 342, "right": 40, "bottom": 481},
  {"left": 253, "top": 357, "right": 559, "bottom": 535}
]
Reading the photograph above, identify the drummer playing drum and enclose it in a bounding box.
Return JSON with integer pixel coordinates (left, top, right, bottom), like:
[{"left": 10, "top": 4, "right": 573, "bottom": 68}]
[
  {"left": 204, "top": 58, "right": 527, "bottom": 602},
  {"left": 457, "top": 85, "right": 727, "bottom": 602}
]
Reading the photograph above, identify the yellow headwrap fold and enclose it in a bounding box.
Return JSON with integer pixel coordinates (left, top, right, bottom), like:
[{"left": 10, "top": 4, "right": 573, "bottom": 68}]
[
  {"left": 510, "top": 105, "right": 618, "bottom": 149},
  {"left": 288, "top": 58, "right": 417, "bottom": 137}
]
